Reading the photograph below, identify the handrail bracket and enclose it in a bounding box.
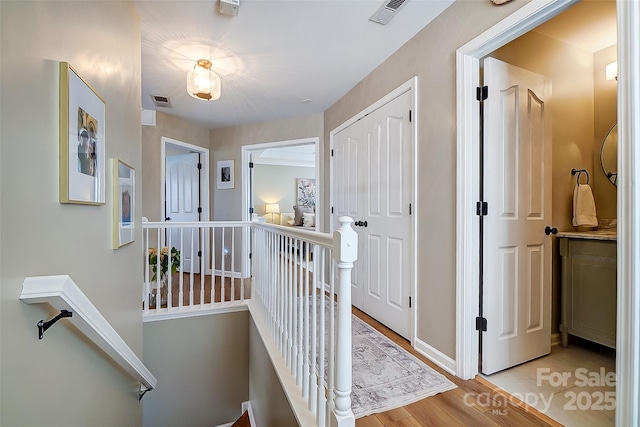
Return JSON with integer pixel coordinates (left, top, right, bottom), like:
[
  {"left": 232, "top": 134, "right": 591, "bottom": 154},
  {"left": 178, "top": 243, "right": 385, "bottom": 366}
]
[{"left": 38, "top": 310, "right": 73, "bottom": 340}]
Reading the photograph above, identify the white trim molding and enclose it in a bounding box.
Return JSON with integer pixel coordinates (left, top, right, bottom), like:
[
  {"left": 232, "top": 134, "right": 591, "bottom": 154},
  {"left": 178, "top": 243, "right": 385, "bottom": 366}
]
[
  {"left": 414, "top": 338, "right": 456, "bottom": 376},
  {"left": 455, "top": 0, "right": 579, "bottom": 380},
  {"left": 20, "top": 275, "right": 157, "bottom": 392},
  {"left": 615, "top": 1, "right": 640, "bottom": 425}
]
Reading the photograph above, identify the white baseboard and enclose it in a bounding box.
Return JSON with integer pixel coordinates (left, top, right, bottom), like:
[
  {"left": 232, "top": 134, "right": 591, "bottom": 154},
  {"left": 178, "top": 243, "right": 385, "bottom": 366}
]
[
  {"left": 241, "top": 401, "right": 256, "bottom": 427},
  {"left": 414, "top": 338, "right": 457, "bottom": 376},
  {"left": 214, "top": 400, "right": 256, "bottom": 427},
  {"left": 213, "top": 269, "right": 245, "bottom": 279}
]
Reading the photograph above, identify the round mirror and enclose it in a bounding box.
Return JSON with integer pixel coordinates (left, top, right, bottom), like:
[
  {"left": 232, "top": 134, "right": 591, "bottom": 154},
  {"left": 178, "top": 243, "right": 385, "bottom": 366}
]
[{"left": 600, "top": 123, "right": 618, "bottom": 186}]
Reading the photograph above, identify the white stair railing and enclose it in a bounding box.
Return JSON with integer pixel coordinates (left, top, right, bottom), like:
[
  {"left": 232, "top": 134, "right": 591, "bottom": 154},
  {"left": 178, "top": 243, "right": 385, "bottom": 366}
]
[
  {"left": 252, "top": 217, "right": 357, "bottom": 427},
  {"left": 142, "top": 218, "right": 356, "bottom": 425},
  {"left": 142, "top": 221, "right": 251, "bottom": 317}
]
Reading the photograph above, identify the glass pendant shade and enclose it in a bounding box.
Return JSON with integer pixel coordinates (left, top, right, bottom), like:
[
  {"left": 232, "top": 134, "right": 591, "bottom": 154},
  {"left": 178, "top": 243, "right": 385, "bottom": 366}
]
[{"left": 187, "top": 59, "right": 221, "bottom": 101}]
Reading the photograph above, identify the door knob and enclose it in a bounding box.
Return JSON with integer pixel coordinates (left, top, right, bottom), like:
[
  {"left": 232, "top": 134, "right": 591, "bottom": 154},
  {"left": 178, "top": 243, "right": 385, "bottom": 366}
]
[
  {"left": 363, "top": 221, "right": 368, "bottom": 228},
  {"left": 544, "top": 226, "right": 558, "bottom": 235},
  {"left": 165, "top": 217, "right": 171, "bottom": 221},
  {"left": 355, "top": 221, "right": 362, "bottom": 227}
]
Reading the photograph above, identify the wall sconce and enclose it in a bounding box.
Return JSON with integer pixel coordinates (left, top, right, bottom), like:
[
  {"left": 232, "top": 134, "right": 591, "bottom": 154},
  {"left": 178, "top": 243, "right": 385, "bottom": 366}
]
[
  {"left": 187, "top": 59, "right": 221, "bottom": 101},
  {"left": 265, "top": 203, "right": 280, "bottom": 224},
  {"left": 606, "top": 61, "right": 618, "bottom": 81}
]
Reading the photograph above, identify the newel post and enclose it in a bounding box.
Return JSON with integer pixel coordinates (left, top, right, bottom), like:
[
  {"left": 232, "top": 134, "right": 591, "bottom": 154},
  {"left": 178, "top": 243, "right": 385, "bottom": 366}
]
[{"left": 331, "top": 216, "right": 357, "bottom": 427}]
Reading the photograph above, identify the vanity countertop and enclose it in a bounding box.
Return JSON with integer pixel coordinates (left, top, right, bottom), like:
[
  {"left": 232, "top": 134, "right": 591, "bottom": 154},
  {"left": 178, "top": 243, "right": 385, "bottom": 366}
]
[{"left": 557, "top": 229, "right": 617, "bottom": 241}]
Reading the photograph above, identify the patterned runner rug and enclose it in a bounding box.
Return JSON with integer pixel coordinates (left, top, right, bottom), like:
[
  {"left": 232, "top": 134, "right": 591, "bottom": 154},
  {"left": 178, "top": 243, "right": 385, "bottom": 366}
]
[{"left": 350, "top": 314, "right": 457, "bottom": 418}]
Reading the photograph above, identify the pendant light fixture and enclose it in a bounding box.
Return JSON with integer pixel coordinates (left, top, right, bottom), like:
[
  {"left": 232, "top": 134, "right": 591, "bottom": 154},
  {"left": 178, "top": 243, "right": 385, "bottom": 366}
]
[{"left": 186, "top": 59, "right": 221, "bottom": 101}]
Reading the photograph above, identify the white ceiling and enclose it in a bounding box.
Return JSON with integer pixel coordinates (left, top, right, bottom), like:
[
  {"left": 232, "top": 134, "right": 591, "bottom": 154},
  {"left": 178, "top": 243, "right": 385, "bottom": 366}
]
[
  {"left": 253, "top": 144, "right": 316, "bottom": 167},
  {"left": 137, "top": 1, "right": 616, "bottom": 132},
  {"left": 136, "top": 0, "right": 454, "bottom": 130}
]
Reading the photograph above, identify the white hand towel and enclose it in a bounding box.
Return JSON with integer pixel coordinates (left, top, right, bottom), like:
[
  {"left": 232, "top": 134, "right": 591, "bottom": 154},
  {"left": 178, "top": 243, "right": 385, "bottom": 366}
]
[{"left": 572, "top": 184, "right": 598, "bottom": 227}]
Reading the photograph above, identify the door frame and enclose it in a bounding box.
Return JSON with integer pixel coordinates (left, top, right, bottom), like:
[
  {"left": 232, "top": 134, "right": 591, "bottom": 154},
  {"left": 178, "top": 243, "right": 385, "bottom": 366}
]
[
  {"left": 456, "top": 0, "right": 640, "bottom": 425},
  {"left": 329, "top": 76, "right": 418, "bottom": 346},
  {"left": 240, "top": 137, "right": 321, "bottom": 276},
  {"left": 241, "top": 137, "right": 321, "bottom": 224},
  {"left": 161, "top": 136, "right": 211, "bottom": 271}
]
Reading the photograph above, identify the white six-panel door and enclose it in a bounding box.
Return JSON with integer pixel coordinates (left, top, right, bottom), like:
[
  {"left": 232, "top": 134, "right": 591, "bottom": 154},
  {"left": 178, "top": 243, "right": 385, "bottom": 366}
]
[
  {"left": 166, "top": 152, "right": 201, "bottom": 274},
  {"left": 333, "top": 90, "right": 412, "bottom": 339},
  {"left": 482, "top": 58, "right": 552, "bottom": 374}
]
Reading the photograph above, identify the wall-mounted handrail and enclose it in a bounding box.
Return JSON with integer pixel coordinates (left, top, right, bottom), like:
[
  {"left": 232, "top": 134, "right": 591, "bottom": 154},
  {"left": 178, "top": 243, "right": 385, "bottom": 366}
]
[{"left": 20, "top": 275, "right": 157, "bottom": 395}]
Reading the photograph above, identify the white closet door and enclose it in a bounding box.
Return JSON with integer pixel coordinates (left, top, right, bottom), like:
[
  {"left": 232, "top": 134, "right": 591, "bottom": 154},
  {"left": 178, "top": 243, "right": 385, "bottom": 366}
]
[
  {"left": 333, "top": 122, "right": 364, "bottom": 309},
  {"left": 333, "top": 90, "right": 412, "bottom": 339}
]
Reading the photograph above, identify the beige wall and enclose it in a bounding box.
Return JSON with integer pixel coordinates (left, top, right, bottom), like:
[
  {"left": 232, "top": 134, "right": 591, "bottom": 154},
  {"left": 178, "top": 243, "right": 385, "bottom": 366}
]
[
  {"left": 209, "top": 114, "right": 323, "bottom": 221},
  {"left": 491, "top": 30, "right": 595, "bottom": 334},
  {"left": 593, "top": 44, "right": 618, "bottom": 220},
  {"left": 324, "top": 0, "right": 531, "bottom": 359},
  {"left": 1, "top": 1, "right": 144, "bottom": 425},
  {"left": 142, "top": 112, "right": 211, "bottom": 221},
  {"left": 248, "top": 316, "right": 298, "bottom": 426},
  {"left": 254, "top": 164, "right": 315, "bottom": 220},
  {"left": 143, "top": 312, "right": 249, "bottom": 427}
]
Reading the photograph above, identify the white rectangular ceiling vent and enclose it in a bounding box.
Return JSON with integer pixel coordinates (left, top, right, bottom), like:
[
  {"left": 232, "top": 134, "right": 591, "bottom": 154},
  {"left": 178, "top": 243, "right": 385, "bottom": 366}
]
[
  {"left": 369, "top": 0, "right": 409, "bottom": 25},
  {"left": 150, "top": 95, "right": 172, "bottom": 108}
]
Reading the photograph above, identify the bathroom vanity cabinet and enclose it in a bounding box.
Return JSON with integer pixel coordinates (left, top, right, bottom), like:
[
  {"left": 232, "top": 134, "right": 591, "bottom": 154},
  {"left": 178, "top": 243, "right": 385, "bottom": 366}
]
[{"left": 558, "top": 231, "right": 617, "bottom": 349}]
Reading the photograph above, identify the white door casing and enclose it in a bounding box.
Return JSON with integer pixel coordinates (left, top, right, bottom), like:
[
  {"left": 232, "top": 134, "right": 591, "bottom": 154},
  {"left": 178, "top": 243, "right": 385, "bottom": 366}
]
[
  {"left": 481, "top": 58, "right": 552, "bottom": 375},
  {"left": 166, "top": 152, "right": 201, "bottom": 273},
  {"left": 332, "top": 89, "right": 413, "bottom": 340}
]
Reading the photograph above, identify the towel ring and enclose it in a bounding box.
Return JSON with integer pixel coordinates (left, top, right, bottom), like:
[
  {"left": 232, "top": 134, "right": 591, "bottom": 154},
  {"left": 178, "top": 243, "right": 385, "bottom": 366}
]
[{"left": 571, "top": 168, "right": 590, "bottom": 186}]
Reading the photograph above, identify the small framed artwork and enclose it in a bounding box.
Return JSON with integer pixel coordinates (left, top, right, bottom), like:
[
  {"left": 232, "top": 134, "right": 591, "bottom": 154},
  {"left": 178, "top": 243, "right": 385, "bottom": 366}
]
[
  {"left": 297, "top": 178, "right": 316, "bottom": 209},
  {"left": 59, "top": 62, "right": 106, "bottom": 204},
  {"left": 217, "top": 160, "right": 234, "bottom": 189},
  {"left": 113, "top": 159, "right": 135, "bottom": 248}
]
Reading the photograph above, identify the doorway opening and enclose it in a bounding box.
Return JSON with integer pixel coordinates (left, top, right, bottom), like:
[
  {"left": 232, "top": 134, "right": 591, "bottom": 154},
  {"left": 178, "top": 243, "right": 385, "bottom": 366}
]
[
  {"left": 240, "top": 137, "right": 320, "bottom": 274},
  {"left": 457, "top": 0, "right": 621, "bottom": 425},
  {"left": 161, "top": 136, "right": 211, "bottom": 273}
]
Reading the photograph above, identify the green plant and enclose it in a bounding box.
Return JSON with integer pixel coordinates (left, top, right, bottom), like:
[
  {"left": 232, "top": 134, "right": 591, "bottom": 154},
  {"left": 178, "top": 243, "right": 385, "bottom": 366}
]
[{"left": 148, "top": 246, "right": 180, "bottom": 281}]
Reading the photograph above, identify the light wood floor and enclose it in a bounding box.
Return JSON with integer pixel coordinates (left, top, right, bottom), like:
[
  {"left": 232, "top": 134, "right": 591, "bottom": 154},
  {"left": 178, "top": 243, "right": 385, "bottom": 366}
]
[
  {"left": 146, "top": 272, "right": 250, "bottom": 309},
  {"left": 352, "top": 309, "right": 562, "bottom": 427}
]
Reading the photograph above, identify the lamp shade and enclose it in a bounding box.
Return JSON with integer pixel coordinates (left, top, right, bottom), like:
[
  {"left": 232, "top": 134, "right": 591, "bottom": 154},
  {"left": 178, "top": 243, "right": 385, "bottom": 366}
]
[
  {"left": 187, "top": 59, "right": 221, "bottom": 101},
  {"left": 265, "top": 203, "right": 280, "bottom": 214}
]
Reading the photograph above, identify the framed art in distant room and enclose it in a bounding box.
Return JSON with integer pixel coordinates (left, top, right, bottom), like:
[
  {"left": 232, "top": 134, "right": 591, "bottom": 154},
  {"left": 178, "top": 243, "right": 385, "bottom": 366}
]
[
  {"left": 297, "top": 178, "right": 316, "bottom": 209},
  {"left": 113, "top": 159, "right": 135, "bottom": 248},
  {"left": 59, "top": 62, "right": 106, "bottom": 204},
  {"left": 217, "top": 160, "right": 234, "bottom": 189}
]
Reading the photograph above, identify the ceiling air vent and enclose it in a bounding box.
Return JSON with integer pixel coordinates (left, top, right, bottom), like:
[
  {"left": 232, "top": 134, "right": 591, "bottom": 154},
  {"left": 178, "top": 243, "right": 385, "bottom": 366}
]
[
  {"left": 369, "top": 0, "right": 409, "bottom": 25},
  {"left": 150, "top": 95, "right": 172, "bottom": 108}
]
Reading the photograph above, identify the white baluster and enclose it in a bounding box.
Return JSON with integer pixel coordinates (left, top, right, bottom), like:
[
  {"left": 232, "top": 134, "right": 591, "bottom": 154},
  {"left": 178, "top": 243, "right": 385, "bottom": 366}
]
[
  {"left": 317, "top": 248, "right": 327, "bottom": 427},
  {"left": 331, "top": 217, "right": 356, "bottom": 427}
]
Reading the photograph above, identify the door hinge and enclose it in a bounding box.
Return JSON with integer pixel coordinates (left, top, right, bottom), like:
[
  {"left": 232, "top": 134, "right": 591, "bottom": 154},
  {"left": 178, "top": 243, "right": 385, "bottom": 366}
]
[
  {"left": 409, "top": 203, "right": 412, "bottom": 215},
  {"left": 476, "top": 86, "right": 488, "bottom": 101},
  {"left": 409, "top": 296, "right": 412, "bottom": 308},
  {"left": 197, "top": 163, "right": 202, "bottom": 170},
  {"left": 197, "top": 250, "right": 202, "bottom": 257},
  {"left": 249, "top": 253, "right": 252, "bottom": 260},
  {"left": 476, "top": 316, "right": 487, "bottom": 332},
  {"left": 197, "top": 207, "right": 202, "bottom": 213},
  {"left": 331, "top": 206, "right": 334, "bottom": 214},
  {"left": 249, "top": 207, "right": 254, "bottom": 214},
  {"left": 409, "top": 110, "right": 412, "bottom": 123},
  {"left": 476, "top": 201, "right": 488, "bottom": 216},
  {"left": 249, "top": 162, "right": 254, "bottom": 168},
  {"left": 331, "top": 149, "right": 334, "bottom": 157}
]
